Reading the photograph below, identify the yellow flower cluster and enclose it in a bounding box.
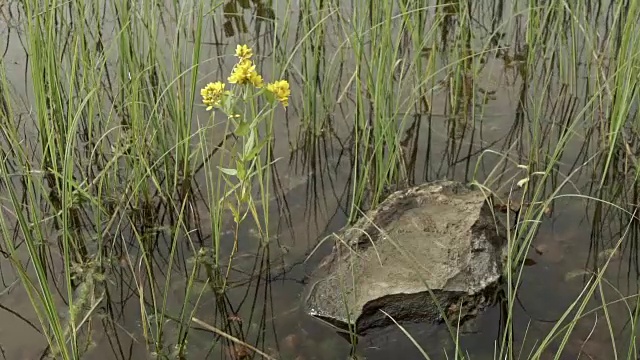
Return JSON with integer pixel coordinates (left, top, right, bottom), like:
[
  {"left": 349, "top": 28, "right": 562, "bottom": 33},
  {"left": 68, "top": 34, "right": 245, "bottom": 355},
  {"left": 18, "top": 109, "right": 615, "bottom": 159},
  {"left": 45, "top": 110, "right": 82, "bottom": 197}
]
[
  {"left": 228, "top": 44, "right": 263, "bottom": 87},
  {"left": 228, "top": 59, "right": 264, "bottom": 88},
  {"left": 201, "top": 44, "right": 290, "bottom": 110},
  {"left": 235, "top": 44, "right": 252, "bottom": 60},
  {"left": 200, "top": 81, "right": 226, "bottom": 110},
  {"left": 266, "top": 80, "right": 291, "bottom": 107}
]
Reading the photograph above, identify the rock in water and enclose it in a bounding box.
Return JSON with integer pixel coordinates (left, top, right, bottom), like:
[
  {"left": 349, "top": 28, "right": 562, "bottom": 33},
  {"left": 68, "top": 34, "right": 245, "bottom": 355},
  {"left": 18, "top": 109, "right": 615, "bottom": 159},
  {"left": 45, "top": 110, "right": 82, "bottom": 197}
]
[{"left": 303, "top": 181, "right": 507, "bottom": 335}]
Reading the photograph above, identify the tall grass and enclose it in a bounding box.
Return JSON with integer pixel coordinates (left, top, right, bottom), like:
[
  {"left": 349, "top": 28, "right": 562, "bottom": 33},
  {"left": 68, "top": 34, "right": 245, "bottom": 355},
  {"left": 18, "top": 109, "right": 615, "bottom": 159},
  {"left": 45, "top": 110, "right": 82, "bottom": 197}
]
[
  {"left": 0, "top": 0, "right": 285, "bottom": 357},
  {"left": 1, "top": 0, "right": 640, "bottom": 359}
]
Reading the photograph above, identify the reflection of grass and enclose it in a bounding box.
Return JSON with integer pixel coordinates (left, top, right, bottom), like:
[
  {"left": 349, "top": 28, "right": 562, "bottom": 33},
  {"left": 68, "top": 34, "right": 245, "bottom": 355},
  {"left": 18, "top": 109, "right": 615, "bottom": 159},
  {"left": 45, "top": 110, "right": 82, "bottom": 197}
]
[{"left": 0, "top": 0, "right": 640, "bottom": 359}]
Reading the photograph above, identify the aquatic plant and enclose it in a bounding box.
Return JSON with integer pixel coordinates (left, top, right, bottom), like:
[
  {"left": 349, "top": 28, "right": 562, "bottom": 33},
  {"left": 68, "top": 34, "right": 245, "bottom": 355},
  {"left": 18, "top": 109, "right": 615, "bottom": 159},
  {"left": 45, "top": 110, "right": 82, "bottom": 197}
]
[
  {"left": 0, "top": 0, "right": 638, "bottom": 359},
  {"left": 199, "top": 44, "right": 290, "bottom": 288}
]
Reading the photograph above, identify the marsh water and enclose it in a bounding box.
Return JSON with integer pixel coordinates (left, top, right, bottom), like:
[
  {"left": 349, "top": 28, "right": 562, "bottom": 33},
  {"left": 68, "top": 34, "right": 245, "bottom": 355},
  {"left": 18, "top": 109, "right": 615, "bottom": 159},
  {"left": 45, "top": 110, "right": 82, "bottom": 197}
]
[{"left": 0, "top": 1, "right": 638, "bottom": 359}]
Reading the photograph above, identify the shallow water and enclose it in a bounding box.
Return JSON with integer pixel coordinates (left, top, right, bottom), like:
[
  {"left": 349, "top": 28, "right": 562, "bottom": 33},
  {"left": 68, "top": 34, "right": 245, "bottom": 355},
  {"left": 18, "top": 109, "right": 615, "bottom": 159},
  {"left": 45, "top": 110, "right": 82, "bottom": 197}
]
[{"left": 0, "top": 0, "right": 638, "bottom": 359}]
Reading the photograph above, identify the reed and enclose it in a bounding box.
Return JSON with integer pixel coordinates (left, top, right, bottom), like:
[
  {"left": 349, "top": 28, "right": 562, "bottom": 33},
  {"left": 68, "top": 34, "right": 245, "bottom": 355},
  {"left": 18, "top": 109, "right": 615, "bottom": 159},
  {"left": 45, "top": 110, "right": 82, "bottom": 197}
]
[{"left": 0, "top": 0, "right": 639, "bottom": 358}]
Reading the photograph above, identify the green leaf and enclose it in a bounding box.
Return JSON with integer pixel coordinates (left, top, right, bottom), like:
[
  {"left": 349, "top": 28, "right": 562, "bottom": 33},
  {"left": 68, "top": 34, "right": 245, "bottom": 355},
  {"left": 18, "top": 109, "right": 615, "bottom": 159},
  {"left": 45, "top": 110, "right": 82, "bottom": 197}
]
[
  {"left": 235, "top": 121, "right": 250, "bottom": 137},
  {"left": 227, "top": 202, "right": 240, "bottom": 222},
  {"left": 245, "top": 138, "right": 267, "bottom": 160},
  {"left": 243, "top": 131, "right": 256, "bottom": 158},
  {"left": 236, "top": 160, "right": 246, "bottom": 181},
  {"left": 263, "top": 89, "right": 276, "bottom": 104},
  {"left": 220, "top": 93, "right": 231, "bottom": 111},
  {"left": 218, "top": 167, "right": 237, "bottom": 176},
  {"left": 240, "top": 184, "right": 250, "bottom": 203}
]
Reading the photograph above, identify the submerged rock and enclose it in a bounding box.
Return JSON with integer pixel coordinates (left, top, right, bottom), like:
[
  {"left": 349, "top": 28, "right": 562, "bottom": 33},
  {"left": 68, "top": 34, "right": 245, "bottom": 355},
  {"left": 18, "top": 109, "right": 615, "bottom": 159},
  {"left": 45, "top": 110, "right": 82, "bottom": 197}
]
[{"left": 303, "top": 180, "right": 507, "bottom": 335}]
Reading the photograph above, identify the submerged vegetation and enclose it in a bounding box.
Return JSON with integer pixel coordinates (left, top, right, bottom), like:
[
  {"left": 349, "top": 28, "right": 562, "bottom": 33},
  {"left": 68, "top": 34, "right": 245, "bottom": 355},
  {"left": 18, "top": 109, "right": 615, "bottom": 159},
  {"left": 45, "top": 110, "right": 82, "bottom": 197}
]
[{"left": 0, "top": 0, "right": 639, "bottom": 359}]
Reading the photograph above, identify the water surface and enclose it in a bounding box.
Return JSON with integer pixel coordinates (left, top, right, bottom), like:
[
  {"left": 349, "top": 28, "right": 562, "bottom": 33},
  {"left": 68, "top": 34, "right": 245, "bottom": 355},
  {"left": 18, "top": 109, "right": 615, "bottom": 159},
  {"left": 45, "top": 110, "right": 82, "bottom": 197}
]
[{"left": 0, "top": 1, "right": 636, "bottom": 359}]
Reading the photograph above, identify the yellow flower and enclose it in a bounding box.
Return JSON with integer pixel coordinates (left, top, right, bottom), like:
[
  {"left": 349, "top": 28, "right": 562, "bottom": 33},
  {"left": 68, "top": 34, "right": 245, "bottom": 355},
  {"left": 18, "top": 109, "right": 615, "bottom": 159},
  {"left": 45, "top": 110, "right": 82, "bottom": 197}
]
[
  {"left": 228, "top": 59, "right": 263, "bottom": 88},
  {"left": 266, "top": 80, "right": 290, "bottom": 107},
  {"left": 235, "top": 44, "right": 253, "bottom": 60},
  {"left": 250, "top": 72, "right": 264, "bottom": 88},
  {"left": 201, "top": 81, "right": 226, "bottom": 110},
  {"left": 228, "top": 60, "right": 252, "bottom": 84}
]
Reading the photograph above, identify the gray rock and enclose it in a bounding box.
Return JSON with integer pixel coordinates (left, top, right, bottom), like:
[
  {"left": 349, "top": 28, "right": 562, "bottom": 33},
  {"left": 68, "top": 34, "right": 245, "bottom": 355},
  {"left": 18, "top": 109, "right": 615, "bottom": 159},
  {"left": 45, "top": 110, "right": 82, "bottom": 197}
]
[{"left": 303, "top": 180, "right": 507, "bottom": 335}]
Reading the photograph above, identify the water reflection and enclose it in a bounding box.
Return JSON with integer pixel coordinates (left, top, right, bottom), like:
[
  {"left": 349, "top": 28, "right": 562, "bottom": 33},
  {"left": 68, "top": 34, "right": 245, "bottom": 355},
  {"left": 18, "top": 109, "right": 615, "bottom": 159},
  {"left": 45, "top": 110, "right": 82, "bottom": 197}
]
[
  {"left": 222, "top": 0, "right": 275, "bottom": 38},
  {"left": 0, "top": 0, "right": 639, "bottom": 359}
]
